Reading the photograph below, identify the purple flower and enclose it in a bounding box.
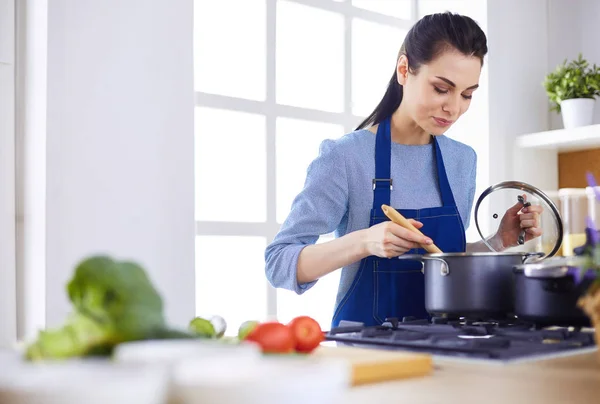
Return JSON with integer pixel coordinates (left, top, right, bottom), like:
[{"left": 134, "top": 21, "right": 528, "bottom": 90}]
[
  {"left": 586, "top": 171, "right": 600, "bottom": 202},
  {"left": 586, "top": 216, "right": 599, "bottom": 243},
  {"left": 585, "top": 172, "right": 600, "bottom": 245}
]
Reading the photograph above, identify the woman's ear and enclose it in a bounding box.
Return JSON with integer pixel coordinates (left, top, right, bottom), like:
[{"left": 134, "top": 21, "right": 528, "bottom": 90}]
[{"left": 396, "top": 55, "right": 409, "bottom": 85}]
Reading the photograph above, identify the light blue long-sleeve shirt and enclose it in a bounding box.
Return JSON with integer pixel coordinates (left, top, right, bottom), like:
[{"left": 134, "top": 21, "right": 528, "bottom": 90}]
[{"left": 265, "top": 128, "right": 477, "bottom": 312}]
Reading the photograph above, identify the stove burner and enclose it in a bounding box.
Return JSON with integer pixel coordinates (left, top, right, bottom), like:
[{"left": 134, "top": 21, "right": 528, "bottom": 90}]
[{"left": 326, "top": 316, "right": 596, "bottom": 362}]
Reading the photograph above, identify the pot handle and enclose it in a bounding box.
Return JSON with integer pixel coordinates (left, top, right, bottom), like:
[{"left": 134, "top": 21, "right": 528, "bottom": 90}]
[
  {"left": 522, "top": 252, "right": 544, "bottom": 263},
  {"left": 397, "top": 254, "right": 425, "bottom": 274},
  {"left": 427, "top": 257, "right": 450, "bottom": 276},
  {"left": 397, "top": 255, "right": 449, "bottom": 276}
]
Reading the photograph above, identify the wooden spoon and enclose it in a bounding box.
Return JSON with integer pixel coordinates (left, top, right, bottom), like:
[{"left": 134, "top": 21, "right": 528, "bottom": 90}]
[{"left": 381, "top": 204, "right": 443, "bottom": 254}]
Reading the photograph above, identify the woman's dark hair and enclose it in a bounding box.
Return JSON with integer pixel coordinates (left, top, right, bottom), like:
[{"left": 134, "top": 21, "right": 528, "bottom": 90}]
[{"left": 356, "top": 12, "right": 488, "bottom": 130}]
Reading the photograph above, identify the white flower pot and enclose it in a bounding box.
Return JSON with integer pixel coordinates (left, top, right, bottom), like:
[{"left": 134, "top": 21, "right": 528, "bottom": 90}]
[{"left": 560, "top": 98, "right": 596, "bottom": 128}]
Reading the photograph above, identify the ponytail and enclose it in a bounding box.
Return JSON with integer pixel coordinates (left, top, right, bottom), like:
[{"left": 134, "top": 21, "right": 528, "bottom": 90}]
[{"left": 356, "top": 70, "right": 404, "bottom": 130}]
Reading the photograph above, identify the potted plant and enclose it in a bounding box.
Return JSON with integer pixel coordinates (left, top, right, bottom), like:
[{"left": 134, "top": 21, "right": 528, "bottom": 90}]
[{"left": 543, "top": 53, "right": 600, "bottom": 128}]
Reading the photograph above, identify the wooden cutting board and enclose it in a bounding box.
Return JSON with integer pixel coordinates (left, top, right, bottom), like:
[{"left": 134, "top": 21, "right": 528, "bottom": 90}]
[{"left": 312, "top": 344, "right": 433, "bottom": 386}]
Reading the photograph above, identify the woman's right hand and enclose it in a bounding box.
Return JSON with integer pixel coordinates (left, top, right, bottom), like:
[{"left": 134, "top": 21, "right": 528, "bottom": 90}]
[{"left": 362, "top": 220, "right": 433, "bottom": 258}]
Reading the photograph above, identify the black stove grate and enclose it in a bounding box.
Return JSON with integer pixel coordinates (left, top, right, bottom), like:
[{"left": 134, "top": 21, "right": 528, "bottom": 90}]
[{"left": 325, "top": 316, "right": 596, "bottom": 362}]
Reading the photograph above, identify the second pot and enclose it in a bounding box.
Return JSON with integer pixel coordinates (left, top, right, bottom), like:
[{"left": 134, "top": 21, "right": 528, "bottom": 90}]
[{"left": 512, "top": 257, "right": 596, "bottom": 327}]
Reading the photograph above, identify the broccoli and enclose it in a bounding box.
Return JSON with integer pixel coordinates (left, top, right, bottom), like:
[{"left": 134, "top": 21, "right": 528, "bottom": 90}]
[
  {"left": 25, "top": 255, "right": 195, "bottom": 361},
  {"left": 25, "top": 311, "right": 114, "bottom": 360},
  {"left": 66, "top": 255, "right": 166, "bottom": 339}
]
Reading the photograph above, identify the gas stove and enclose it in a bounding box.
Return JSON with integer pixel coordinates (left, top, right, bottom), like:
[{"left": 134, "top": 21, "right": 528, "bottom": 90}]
[{"left": 325, "top": 316, "right": 597, "bottom": 364}]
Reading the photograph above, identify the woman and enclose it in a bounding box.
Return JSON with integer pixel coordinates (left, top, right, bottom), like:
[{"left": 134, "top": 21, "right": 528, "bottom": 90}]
[{"left": 265, "top": 12, "right": 542, "bottom": 328}]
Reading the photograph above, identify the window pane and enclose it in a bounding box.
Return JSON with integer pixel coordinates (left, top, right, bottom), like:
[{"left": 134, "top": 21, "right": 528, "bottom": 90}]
[
  {"left": 418, "top": 0, "right": 449, "bottom": 16},
  {"left": 196, "top": 236, "right": 268, "bottom": 336},
  {"left": 419, "top": 0, "right": 477, "bottom": 18},
  {"left": 276, "top": 1, "right": 344, "bottom": 113},
  {"left": 352, "top": 0, "right": 412, "bottom": 19},
  {"left": 352, "top": 19, "right": 407, "bottom": 117},
  {"left": 275, "top": 118, "right": 344, "bottom": 223},
  {"left": 194, "top": 0, "right": 266, "bottom": 100},
  {"left": 195, "top": 107, "right": 266, "bottom": 222},
  {"left": 276, "top": 234, "right": 341, "bottom": 330}
]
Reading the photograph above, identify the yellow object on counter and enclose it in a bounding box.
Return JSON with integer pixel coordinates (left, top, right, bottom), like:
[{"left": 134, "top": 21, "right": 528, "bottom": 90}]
[
  {"left": 314, "top": 345, "right": 433, "bottom": 386},
  {"left": 562, "top": 233, "right": 587, "bottom": 256}
]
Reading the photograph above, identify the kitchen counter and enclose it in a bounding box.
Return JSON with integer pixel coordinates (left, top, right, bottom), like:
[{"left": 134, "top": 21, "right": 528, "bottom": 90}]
[
  {"left": 2, "top": 343, "right": 598, "bottom": 403},
  {"left": 340, "top": 348, "right": 600, "bottom": 404}
]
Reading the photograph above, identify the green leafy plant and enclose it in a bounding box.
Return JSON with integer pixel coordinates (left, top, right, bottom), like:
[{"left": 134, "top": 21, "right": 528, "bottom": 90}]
[
  {"left": 25, "top": 255, "right": 199, "bottom": 361},
  {"left": 543, "top": 53, "right": 600, "bottom": 112}
]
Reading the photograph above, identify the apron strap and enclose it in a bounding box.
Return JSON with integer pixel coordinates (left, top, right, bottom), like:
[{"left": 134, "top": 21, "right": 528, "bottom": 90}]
[
  {"left": 373, "top": 117, "right": 392, "bottom": 212},
  {"left": 433, "top": 137, "right": 457, "bottom": 207}
]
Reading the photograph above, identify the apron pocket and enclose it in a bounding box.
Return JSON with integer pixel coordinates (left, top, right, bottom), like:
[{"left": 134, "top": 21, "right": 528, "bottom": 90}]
[
  {"left": 372, "top": 258, "right": 428, "bottom": 324},
  {"left": 331, "top": 259, "right": 368, "bottom": 327}
]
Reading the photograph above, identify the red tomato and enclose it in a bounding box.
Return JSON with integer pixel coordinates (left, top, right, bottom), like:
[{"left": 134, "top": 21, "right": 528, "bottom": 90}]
[
  {"left": 287, "top": 316, "right": 324, "bottom": 353},
  {"left": 245, "top": 322, "right": 296, "bottom": 354}
]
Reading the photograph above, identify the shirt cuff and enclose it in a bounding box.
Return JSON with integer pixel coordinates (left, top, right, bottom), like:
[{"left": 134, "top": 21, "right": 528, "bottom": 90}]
[{"left": 289, "top": 244, "right": 318, "bottom": 294}]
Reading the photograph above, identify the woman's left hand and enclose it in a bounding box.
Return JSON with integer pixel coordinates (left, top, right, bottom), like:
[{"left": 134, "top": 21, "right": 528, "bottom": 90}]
[{"left": 494, "top": 194, "right": 543, "bottom": 250}]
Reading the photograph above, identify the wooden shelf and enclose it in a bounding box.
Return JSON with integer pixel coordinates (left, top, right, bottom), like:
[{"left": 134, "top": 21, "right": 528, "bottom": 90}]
[{"left": 516, "top": 124, "right": 600, "bottom": 153}]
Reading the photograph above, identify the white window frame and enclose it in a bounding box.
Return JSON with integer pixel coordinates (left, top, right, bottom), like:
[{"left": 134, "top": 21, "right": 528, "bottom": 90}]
[
  {"left": 0, "top": 0, "right": 17, "bottom": 349},
  {"left": 195, "top": 0, "right": 419, "bottom": 320}
]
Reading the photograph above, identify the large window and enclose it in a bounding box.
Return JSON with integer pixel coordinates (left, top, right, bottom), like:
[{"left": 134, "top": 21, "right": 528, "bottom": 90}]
[{"left": 193, "top": 0, "right": 487, "bottom": 333}]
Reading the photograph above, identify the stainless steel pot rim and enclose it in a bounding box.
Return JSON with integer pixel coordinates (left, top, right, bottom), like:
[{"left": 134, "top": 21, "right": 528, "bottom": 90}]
[
  {"left": 513, "top": 256, "right": 588, "bottom": 278},
  {"left": 399, "top": 252, "right": 542, "bottom": 259},
  {"left": 516, "top": 266, "right": 569, "bottom": 278},
  {"left": 513, "top": 256, "right": 587, "bottom": 269}
]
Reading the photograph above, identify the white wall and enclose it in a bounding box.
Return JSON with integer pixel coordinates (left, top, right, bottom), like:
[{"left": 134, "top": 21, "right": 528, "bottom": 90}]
[
  {"left": 547, "top": 0, "right": 583, "bottom": 131},
  {"left": 17, "top": 0, "right": 196, "bottom": 338},
  {"left": 579, "top": 0, "right": 600, "bottom": 126},
  {"left": 486, "top": 0, "right": 559, "bottom": 214},
  {"left": 0, "top": 0, "right": 17, "bottom": 349}
]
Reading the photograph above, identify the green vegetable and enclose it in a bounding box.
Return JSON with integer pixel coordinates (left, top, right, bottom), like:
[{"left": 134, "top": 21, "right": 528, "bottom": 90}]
[
  {"left": 543, "top": 53, "right": 600, "bottom": 113},
  {"left": 189, "top": 317, "right": 216, "bottom": 338},
  {"left": 25, "top": 312, "right": 113, "bottom": 360},
  {"left": 24, "top": 255, "right": 185, "bottom": 361},
  {"left": 140, "top": 327, "right": 199, "bottom": 340},
  {"left": 219, "top": 335, "right": 242, "bottom": 344},
  {"left": 67, "top": 256, "right": 166, "bottom": 338},
  {"left": 238, "top": 320, "right": 259, "bottom": 340}
]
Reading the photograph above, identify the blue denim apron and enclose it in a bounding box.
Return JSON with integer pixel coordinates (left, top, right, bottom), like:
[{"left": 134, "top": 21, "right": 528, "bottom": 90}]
[{"left": 331, "top": 117, "right": 467, "bottom": 328}]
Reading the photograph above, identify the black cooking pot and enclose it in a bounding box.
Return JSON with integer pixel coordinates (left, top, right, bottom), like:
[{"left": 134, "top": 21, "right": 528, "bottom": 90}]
[{"left": 512, "top": 259, "right": 596, "bottom": 327}]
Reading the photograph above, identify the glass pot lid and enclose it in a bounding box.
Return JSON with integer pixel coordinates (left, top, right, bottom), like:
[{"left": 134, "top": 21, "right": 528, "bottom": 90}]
[{"left": 474, "top": 181, "right": 563, "bottom": 259}]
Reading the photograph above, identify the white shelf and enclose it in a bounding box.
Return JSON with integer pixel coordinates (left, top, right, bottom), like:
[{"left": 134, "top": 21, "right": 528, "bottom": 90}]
[{"left": 516, "top": 124, "right": 600, "bottom": 152}]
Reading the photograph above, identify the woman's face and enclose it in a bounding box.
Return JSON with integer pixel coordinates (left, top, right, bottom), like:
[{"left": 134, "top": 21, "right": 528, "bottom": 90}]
[{"left": 397, "top": 49, "right": 482, "bottom": 136}]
